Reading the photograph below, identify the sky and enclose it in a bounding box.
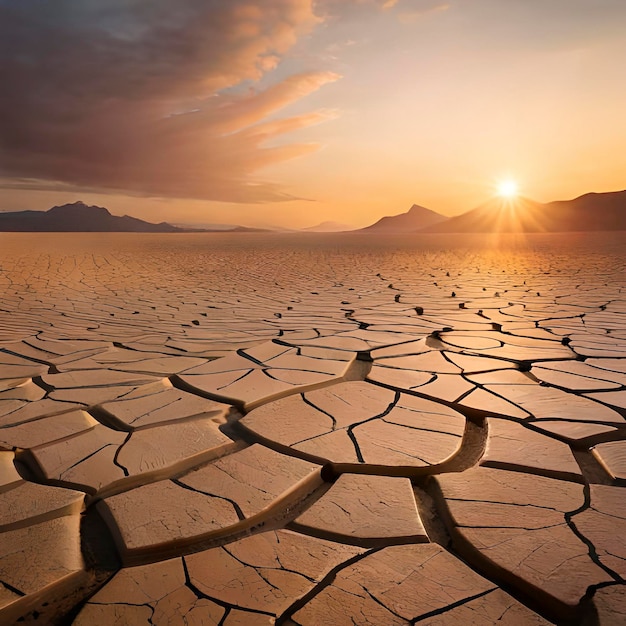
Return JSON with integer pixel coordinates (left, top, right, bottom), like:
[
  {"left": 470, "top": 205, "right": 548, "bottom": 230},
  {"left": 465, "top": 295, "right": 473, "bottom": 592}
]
[{"left": 1, "top": 0, "right": 625, "bottom": 228}]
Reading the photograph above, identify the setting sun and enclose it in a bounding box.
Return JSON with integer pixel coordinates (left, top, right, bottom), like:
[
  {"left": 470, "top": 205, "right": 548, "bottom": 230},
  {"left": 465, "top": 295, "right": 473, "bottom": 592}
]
[{"left": 497, "top": 179, "right": 519, "bottom": 198}]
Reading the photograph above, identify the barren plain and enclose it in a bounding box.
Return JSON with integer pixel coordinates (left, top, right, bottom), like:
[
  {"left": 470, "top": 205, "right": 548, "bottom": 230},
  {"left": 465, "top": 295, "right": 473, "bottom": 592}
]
[{"left": 0, "top": 232, "right": 624, "bottom": 625}]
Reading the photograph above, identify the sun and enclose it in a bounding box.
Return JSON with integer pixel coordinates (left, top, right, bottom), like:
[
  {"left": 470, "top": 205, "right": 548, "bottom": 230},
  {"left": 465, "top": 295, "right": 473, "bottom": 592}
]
[{"left": 497, "top": 179, "right": 519, "bottom": 198}]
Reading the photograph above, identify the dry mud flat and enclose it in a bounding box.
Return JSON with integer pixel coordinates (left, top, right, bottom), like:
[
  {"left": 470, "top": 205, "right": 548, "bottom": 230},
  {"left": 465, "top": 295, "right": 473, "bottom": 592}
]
[{"left": 0, "top": 232, "right": 624, "bottom": 625}]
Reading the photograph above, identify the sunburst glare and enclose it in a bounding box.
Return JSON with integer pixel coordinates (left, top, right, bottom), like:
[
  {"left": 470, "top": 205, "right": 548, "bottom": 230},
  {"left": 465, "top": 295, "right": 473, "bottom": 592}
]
[{"left": 497, "top": 179, "right": 519, "bottom": 198}]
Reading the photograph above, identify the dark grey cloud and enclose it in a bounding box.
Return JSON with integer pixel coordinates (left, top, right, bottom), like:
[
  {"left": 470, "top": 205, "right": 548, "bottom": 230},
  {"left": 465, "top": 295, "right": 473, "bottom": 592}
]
[{"left": 0, "top": 0, "right": 339, "bottom": 202}]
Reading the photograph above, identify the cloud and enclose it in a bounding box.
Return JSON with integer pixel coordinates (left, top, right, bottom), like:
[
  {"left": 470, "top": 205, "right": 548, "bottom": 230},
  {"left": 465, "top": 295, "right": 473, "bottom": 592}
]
[
  {"left": 398, "top": 3, "right": 449, "bottom": 23},
  {"left": 0, "top": 0, "right": 339, "bottom": 202},
  {"left": 315, "top": 0, "right": 400, "bottom": 18}
]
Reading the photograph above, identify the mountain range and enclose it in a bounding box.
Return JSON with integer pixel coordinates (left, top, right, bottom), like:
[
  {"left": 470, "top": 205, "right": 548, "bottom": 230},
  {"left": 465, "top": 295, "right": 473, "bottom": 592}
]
[
  {"left": 0, "top": 202, "right": 184, "bottom": 232},
  {"left": 0, "top": 202, "right": 263, "bottom": 232},
  {"left": 422, "top": 191, "right": 626, "bottom": 233},
  {"left": 357, "top": 190, "right": 626, "bottom": 234},
  {"left": 2, "top": 191, "right": 625, "bottom": 233}
]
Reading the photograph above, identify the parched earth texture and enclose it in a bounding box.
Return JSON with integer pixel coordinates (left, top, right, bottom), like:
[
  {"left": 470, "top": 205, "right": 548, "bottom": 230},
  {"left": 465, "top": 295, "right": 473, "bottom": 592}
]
[{"left": 0, "top": 232, "right": 625, "bottom": 625}]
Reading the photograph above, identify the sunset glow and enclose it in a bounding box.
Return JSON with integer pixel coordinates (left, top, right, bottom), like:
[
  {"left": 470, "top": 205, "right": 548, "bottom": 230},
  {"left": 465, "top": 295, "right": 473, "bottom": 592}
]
[
  {"left": 497, "top": 180, "right": 519, "bottom": 199},
  {"left": 1, "top": 1, "right": 625, "bottom": 228}
]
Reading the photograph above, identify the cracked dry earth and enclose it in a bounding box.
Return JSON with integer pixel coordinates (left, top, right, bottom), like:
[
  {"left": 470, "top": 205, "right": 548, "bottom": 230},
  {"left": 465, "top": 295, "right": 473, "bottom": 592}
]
[{"left": 0, "top": 232, "right": 625, "bottom": 626}]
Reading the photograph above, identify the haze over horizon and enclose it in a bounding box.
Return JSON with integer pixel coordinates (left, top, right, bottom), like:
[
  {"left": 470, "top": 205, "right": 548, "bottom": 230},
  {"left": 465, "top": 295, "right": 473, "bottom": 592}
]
[{"left": 1, "top": 0, "right": 625, "bottom": 228}]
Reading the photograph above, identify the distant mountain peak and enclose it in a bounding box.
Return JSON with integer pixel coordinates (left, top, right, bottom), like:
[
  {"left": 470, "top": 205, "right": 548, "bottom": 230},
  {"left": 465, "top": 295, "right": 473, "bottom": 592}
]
[
  {"left": 408, "top": 203, "right": 430, "bottom": 213},
  {"left": 358, "top": 203, "right": 447, "bottom": 233},
  {"left": 47, "top": 201, "right": 112, "bottom": 217},
  {"left": 302, "top": 220, "right": 356, "bottom": 232}
]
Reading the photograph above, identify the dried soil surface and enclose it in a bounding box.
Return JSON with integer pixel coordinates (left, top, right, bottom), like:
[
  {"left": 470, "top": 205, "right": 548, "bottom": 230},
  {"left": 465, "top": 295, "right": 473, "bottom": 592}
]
[{"left": 0, "top": 232, "right": 624, "bottom": 625}]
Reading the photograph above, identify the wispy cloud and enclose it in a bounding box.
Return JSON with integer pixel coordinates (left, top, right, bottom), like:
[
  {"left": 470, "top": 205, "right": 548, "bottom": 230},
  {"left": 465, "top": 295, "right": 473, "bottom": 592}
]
[
  {"left": 398, "top": 3, "right": 449, "bottom": 23},
  {"left": 0, "top": 0, "right": 339, "bottom": 202}
]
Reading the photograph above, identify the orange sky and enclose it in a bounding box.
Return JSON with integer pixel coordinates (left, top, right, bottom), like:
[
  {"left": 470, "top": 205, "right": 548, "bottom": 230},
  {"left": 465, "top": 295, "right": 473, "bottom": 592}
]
[{"left": 1, "top": 0, "right": 625, "bottom": 228}]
